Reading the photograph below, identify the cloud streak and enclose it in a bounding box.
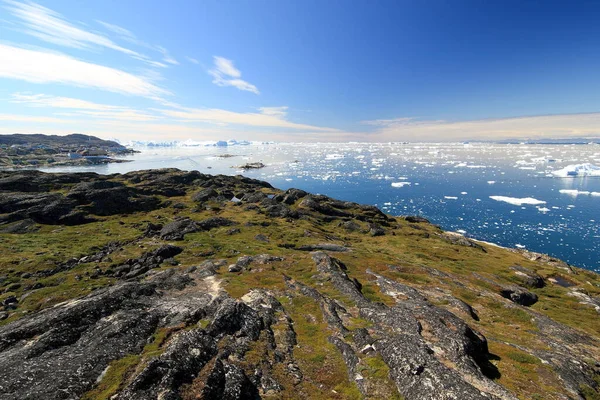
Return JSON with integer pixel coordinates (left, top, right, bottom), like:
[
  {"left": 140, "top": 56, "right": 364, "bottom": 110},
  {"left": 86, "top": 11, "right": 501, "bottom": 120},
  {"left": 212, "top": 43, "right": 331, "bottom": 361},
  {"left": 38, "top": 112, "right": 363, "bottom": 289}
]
[
  {"left": 209, "top": 56, "right": 259, "bottom": 94},
  {"left": 11, "top": 93, "right": 159, "bottom": 121},
  {"left": 158, "top": 105, "right": 338, "bottom": 131},
  {"left": 4, "top": 0, "right": 140, "bottom": 57},
  {"left": 363, "top": 113, "right": 600, "bottom": 141},
  {"left": 0, "top": 44, "right": 169, "bottom": 98}
]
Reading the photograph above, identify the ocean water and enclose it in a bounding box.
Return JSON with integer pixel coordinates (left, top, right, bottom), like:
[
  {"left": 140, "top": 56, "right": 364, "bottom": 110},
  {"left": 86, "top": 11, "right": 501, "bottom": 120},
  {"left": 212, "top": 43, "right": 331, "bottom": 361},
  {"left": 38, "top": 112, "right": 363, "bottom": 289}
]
[{"left": 40, "top": 142, "right": 600, "bottom": 272}]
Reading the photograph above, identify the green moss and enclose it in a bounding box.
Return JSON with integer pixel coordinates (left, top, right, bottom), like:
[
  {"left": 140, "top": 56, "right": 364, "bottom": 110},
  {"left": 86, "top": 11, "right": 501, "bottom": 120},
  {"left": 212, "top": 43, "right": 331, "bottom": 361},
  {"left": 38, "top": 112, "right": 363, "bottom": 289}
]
[{"left": 580, "top": 384, "right": 600, "bottom": 400}]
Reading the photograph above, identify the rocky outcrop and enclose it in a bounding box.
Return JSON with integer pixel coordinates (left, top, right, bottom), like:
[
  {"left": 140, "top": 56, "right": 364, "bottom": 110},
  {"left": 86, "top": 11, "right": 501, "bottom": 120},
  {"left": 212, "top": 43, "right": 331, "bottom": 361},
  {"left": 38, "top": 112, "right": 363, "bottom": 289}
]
[
  {"left": 290, "top": 252, "right": 517, "bottom": 400},
  {"left": 500, "top": 285, "right": 539, "bottom": 306}
]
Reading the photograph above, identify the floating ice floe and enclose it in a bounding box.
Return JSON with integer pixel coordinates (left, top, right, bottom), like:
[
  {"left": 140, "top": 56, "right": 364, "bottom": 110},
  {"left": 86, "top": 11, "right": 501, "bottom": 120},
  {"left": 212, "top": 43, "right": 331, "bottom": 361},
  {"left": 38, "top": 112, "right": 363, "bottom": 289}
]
[
  {"left": 391, "top": 182, "right": 411, "bottom": 188},
  {"left": 559, "top": 189, "right": 590, "bottom": 196},
  {"left": 487, "top": 181, "right": 496, "bottom": 184},
  {"left": 489, "top": 196, "right": 547, "bottom": 206},
  {"left": 552, "top": 163, "right": 600, "bottom": 177},
  {"left": 325, "top": 153, "right": 344, "bottom": 160},
  {"left": 444, "top": 196, "right": 458, "bottom": 200}
]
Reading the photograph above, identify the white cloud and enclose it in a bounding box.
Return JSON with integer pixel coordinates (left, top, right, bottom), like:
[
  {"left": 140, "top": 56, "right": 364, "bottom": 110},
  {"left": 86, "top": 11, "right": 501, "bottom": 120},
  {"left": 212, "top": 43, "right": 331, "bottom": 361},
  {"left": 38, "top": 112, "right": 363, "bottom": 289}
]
[
  {"left": 10, "top": 93, "right": 159, "bottom": 121},
  {"left": 185, "top": 56, "right": 199, "bottom": 64},
  {"left": 96, "top": 20, "right": 137, "bottom": 42},
  {"left": 96, "top": 20, "right": 177, "bottom": 67},
  {"left": 0, "top": 44, "right": 169, "bottom": 98},
  {"left": 362, "top": 113, "right": 600, "bottom": 141},
  {"left": 157, "top": 46, "right": 178, "bottom": 65},
  {"left": 209, "top": 56, "right": 259, "bottom": 94},
  {"left": 258, "top": 106, "right": 288, "bottom": 117},
  {"left": 4, "top": 0, "right": 141, "bottom": 57},
  {"left": 0, "top": 113, "right": 71, "bottom": 123},
  {"left": 158, "top": 105, "right": 338, "bottom": 132}
]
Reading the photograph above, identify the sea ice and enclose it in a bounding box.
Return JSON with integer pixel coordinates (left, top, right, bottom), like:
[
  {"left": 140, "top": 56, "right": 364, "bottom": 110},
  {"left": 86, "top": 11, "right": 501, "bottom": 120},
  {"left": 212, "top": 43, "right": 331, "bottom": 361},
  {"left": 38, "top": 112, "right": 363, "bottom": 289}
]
[
  {"left": 489, "top": 196, "right": 547, "bottom": 206},
  {"left": 559, "top": 189, "right": 590, "bottom": 196},
  {"left": 552, "top": 163, "right": 600, "bottom": 177},
  {"left": 391, "top": 182, "right": 411, "bottom": 188},
  {"left": 444, "top": 196, "right": 458, "bottom": 200}
]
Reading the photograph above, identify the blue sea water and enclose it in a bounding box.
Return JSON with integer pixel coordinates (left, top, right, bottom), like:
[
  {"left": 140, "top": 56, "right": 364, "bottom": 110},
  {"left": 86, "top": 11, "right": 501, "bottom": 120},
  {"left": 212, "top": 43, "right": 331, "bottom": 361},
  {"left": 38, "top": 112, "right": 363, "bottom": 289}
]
[{"left": 40, "top": 142, "right": 600, "bottom": 271}]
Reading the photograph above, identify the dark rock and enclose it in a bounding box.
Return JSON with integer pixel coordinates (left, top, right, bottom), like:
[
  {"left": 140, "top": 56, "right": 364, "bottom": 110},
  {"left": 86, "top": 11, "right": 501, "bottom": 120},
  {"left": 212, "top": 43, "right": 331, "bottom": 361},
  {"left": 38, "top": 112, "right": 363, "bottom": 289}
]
[
  {"left": 241, "top": 191, "right": 267, "bottom": 203},
  {"left": 369, "top": 223, "right": 385, "bottom": 236},
  {"left": 117, "top": 329, "right": 218, "bottom": 400},
  {"left": 264, "top": 203, "right": 298, "bottom": 218},
  {"left": 296, "top": 243, "right": 350, "bottom": 252},
  {"left": 152, "top": 245, "right": 183, "bottom": 259},
  {"left": 67, "top": 181, "right": 161, "bottom": 216},
  {"left": 339, "top": 220, "right": 361, "bottom": 231},
  {"left": 5, "top": 283, "right": 20, "bottom": 292},
  {"left": 281, "top": 188, "right": 307, "bottom": 205},
  {"left": 404, "top": 215, "right": 430, "bottom": 223},
  {"left": 500, "top": 286, "right": 538, "bottom": 306},
  {"left": 236, "top": 162, "right": 265, "bottom": 170},
  {"left": 440, "top": 232, "right": 487, "bottom": 252},
  {"left": 228, "top": 264, "right": 243, "bottom": 273},
  {"left": 160, "top": 218, "right": 200, "bottom": 240},
  {"left": 3, "top": 296, "right": 18, "bottom": 306},
  {"left": 255, "top": 234, "right": 269, "bottom": 242},
  {"left": 192, "top": 188, "right": 219, "bottom": 203},
  {"left": 0, "top": 219, "right": 39, "bottom": 234},
  {"left": 198, "top": 217, "right": 236, "bottom": 230}
]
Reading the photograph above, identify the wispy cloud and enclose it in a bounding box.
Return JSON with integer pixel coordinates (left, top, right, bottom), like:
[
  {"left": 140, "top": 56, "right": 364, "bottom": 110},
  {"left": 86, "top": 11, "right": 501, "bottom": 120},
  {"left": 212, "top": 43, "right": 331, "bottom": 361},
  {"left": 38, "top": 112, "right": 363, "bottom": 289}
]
[
  {"left": 0, "top": 44, "right": 169, "bottom": 98},
  {"left": 157, "top": 46, "right": 178, "bottom": 65},
  {"left": 3, "top": 0, "right": 174, "bottom": 68},
  {"left": 11, "top": 93, "right": 159, "bottom": 121},
  {"left": 258, "top": 106, "right": 288, "bottom": 117},
  {"left": 0, "top": 113, "right": 72, "bottom": 123},
  {"left": 96, "top": 19, "right": 177, "bottom": 66},
  {"left": 185, "top": 56, "right": 199, "bottom": 64},
  {"left": 209, "top": 56, "right": 259, "bottom": 94},
  {"left": 95, "top": 20, "right": 137, "bottom": 42},
  {"left": 158, "top": 105, "right": 338, "bottom": 131},
  {"left": 4, "top": 0, "right": 139, "bottom": 56},
  {"left": 362, "top": 113, "right": 600, "bottom": 141}
]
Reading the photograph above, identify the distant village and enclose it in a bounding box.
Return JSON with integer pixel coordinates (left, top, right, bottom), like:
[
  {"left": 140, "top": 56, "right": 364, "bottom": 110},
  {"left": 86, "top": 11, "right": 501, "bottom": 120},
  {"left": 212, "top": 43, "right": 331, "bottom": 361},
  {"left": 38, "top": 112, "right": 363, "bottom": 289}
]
[{"left": 0, "top": 134, "right": 136, "bottom": 168}]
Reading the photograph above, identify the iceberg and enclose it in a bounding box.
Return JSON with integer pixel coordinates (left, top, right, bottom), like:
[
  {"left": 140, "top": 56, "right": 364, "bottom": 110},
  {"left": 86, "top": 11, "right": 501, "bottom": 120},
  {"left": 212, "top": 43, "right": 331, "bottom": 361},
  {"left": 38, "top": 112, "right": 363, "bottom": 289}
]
[
  {"left": 391, "top": 182, "right": 411, "bottom": 188},
  {"left": 489, "top": 196, "right": 546, "bottom": 206},
  {"left": 552, "top": 163, "right": 600, "bottom": 177}
]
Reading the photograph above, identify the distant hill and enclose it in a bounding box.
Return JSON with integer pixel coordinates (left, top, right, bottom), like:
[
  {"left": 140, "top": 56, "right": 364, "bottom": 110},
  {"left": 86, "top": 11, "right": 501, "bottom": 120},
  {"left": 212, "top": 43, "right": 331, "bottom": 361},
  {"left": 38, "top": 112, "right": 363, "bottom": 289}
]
[
  {"left": 0, "top": 134, "right": 123, "bottom": 148},
  {"left": 495, "top": 137, "right": 600, "bottom": 144}
]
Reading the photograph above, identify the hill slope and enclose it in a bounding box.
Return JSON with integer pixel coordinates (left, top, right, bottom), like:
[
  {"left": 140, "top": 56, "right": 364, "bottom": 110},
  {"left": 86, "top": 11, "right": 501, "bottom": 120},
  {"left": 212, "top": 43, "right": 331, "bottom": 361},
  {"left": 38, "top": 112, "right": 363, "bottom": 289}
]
[
  {"left": 0, "top": 169, "right": 598, "bottom": 400},
  {"left": 0, "top": 133, "right": 123, "bottom": 148}
]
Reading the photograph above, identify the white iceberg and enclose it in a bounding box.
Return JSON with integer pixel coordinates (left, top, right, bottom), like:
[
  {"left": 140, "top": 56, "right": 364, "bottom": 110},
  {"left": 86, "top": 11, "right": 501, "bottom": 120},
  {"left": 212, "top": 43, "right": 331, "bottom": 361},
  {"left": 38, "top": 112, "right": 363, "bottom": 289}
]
[
  {"left": 489, "top": 196, "right": 546, "bottom": 206},
  {"left": 391, "top": 182, "right": 411, "bottom": 188},
  {"left": 552, "top": 163, "right": 600, "bottom": 177}
]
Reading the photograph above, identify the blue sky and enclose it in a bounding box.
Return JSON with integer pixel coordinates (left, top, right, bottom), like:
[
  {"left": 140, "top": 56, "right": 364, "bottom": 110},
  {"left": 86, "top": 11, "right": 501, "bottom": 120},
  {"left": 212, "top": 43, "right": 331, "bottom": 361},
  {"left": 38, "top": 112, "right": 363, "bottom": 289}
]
[{"left": 1, "top": 0, "right": 600, "bottom": 142}]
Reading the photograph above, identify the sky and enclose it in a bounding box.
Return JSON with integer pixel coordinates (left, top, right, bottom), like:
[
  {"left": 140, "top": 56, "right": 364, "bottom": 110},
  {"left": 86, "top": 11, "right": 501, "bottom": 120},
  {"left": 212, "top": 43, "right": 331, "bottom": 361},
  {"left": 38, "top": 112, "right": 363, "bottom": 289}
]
[{"left": 1, "top": 0, "right": 600, "bottom": 142}]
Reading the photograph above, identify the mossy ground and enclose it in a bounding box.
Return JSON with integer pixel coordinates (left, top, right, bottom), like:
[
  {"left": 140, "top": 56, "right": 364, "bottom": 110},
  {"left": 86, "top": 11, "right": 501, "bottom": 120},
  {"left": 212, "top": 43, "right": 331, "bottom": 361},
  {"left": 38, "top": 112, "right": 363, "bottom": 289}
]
[{"left": 1, "top": 176, "right": 599, "bottom": 399}]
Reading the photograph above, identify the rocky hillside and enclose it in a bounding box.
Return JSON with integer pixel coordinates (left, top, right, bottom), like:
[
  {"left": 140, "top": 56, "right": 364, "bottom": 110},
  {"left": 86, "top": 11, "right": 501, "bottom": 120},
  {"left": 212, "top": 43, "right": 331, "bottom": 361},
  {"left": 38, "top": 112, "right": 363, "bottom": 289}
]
[
  {"left": 0, "top": 169, "right": 598, "bottom": 400},
  {"left": 0, "top": 133, "right": 123, "bottom": 148}
]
